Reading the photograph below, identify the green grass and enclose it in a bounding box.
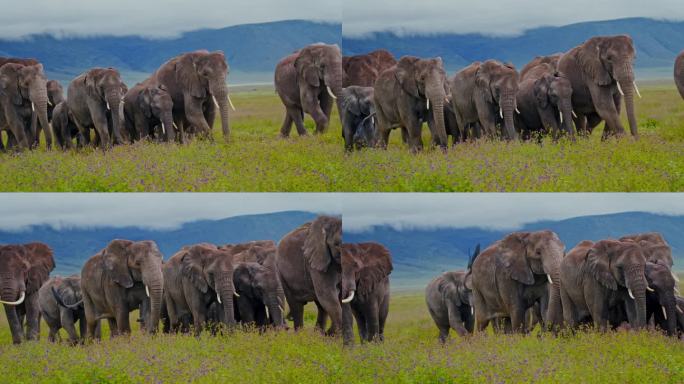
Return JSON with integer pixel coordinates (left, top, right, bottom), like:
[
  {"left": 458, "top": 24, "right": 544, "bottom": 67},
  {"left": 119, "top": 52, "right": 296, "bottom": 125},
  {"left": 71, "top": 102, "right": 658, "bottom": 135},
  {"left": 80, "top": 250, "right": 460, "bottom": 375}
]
[
  {"left": 0, "top": 293, "right": 682, "bottom": 383},
  {"left": 0, "top": 85, "right": 683, "bottom": 191}
]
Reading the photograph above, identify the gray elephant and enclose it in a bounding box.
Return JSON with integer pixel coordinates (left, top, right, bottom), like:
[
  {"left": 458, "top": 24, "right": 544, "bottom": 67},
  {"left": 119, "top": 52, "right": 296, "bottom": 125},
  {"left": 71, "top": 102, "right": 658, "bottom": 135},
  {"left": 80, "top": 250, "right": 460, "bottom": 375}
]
[
  {"left": 450, "top": 60, "right": 519, "bottom": 141},
  {"left": 0, "top": 62, "right": 51, "bottom": 150},
  {"left": 676, "top": 51, "right": 684, "bottom": 101},
  {"left": 275, "top": 43, "right": 343, "bottom": 137},
  {"left": 373, "top": 56, "right": 450, "bottom": 152},
  {"left": 0, "top": 243, "right": 55, "bottom": 344},
  {"left": 150, "top": 50, "right": 233, "bottom": 142},
  {"left": 276, "top": 216, "right": 343, "bottom": 335},
  {"left": 619, "top": 232, "right": 674, "bottom": 268},
  {"left": 343, "top": 49, "right": 397, "bottom": 87},
  {"left": 643, "top": 261, "right": 678, "bottom": 336},
  {"left": 519, "top": 54, "right": 562, "bottom": 80},
  {"left": 67, "top": 68, "right": 126, "bottom": 149},
  {"left": 341, "top": 86, "right": 377, "bottom": 151},
  {"left": 47, "top": 80, "right": 65, "bottom": 121},
  {"left": 470, "top": 231, "right": 564, "bottom": 333},
  {"left": 558, "top": 35, "right": 639, "bottom": 138},
  {"left": 123, "top": 81, "right": 174, "bottom": 142},
  {"left": 51, "top": 101, "right": 82, "bottom": 150},
  {"left": 81, "top": 239, "right": 164, "bottom": 339},
  {"left": 38, "top": 275, "right": 86, "bottom": 344},
  {"left": 233, "top": 260, "right": 285, "bottom": 329},
  {"left": 560, "top": 240, "right": 648, "bottom": 330}
]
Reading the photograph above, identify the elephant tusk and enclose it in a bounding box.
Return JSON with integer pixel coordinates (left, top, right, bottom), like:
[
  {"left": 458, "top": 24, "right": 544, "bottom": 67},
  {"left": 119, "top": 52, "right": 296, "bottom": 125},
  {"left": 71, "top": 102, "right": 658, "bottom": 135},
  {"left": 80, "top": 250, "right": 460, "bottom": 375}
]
[
  {"left": 426, "top": 99, "right": 430, "bottom": 110},
  {"left": 173, "top": 122, "right": 179, "bottom": 130},
  {"left": 265, "top": 306, "right": 269, "bottom": 319},
  {"left": 326, "top": 86, "right": 337, "bottom": 100},
  {"left": 227, "top": 94, "right": 236, "bottom": 111},
  {"left": 628, "top": 288, "right": 635, "bottom": 300},
  {"left": 616, "top": 81, "right": 625, "bottom": 96},
  {"left": 633, "top": 81, "right": 642, "bottom": 98},
  {"left": 47, "top": 100, "right": 53, "bottom": 107},
  {"left": 233, "top": 291, "right": 240, "bottom": 298},
  {"left": 341, "top": 290, "right": 355, "bottom": 303},
  {"left": 499, "top": 107, "right": 503, "bottom": 119},
  {"left": 547, "top": 274, "right": 553, "bottom": 284},
  {"left": 677, "top": 305, "right": 683, "bottom": 314},
  {"left": 559, "top": 111, "right": 563, "bottom": 124},
  {"left": 515, "top": 107, "right": 521, "bottom": 114},
  {"left": 212, "top": 96, "right": 220, "bottom": 109},
  {"left": 662, "top": 306, "right": 667, "bottom": 320},
  {"left": 371, "top": 116, "right": 375, "bottom": 126},
  {"left": 31, "top": 103, "right": 35, "bottom": 112},
  {"left": 471, "top": 306, "right": 474, "bottom": 315},
  {"left": 646, "top": 285, "right": 655, "bottom": 292},
  {"left": 217, "top": 293, "right": 222, "bottom": 304},
  {"left": 0, "top": 291, "right": 25, "bottom": 306},
  {"left": 145, "top": 285, "right": 150, "bottom": 298},
  {"left": 106, "top": 102, "right": 111, "bottom": 110},
  {"left": 161, "top": 122, "right": 166, "bottom": 135},
  {"left": 572, "top": 110, "right": 578, "bottom": 118},
  {"left": 278, "top": 305, "right": 284, "bottom": 314}
]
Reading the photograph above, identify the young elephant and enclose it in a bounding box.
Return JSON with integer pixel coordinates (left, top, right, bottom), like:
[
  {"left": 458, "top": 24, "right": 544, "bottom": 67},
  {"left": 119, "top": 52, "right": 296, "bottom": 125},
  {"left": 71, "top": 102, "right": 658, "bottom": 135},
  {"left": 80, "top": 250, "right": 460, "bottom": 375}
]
[
  {"left": 233, "top": 261, "right": 285, "bottom": 329},
  {"left": 643, "top": 261, "right": 678, "bottom": 336},
  {"left": 123, "top": 81, "right": 174, "bottom": 142},
  {"left": 341, "top": 86, "right": 376, "bottom": 151},
  {"left": 38, "top": 275, "right": 85, "bottom": 344},
  {"left": 51, "top": 101, "right": 82, "bottom": 150}
]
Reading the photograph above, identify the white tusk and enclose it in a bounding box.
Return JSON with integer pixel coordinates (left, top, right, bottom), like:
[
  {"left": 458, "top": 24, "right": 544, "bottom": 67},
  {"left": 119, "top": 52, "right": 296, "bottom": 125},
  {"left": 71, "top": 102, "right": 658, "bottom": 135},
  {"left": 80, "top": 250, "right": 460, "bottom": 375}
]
[
  {"left": 145, "top": 285, "right": 150, "bottom": 298},
  {"left": 47, "top": 100, "right": 53, "bottom": 107},
  {"left": 0, "top": 291, "right": 25, "bottom": 306},
  {"left": 471, "top": 306, "right": 474, "bottom": 315},
  {"left": 633, "top": 82, "right": 641, "bottom": 98},
  {"left": 217, "top": 293, "right": 222, "bottom": 304},
  {"left": 677, "top": 305, "right": 683, "bottom": 314},
  {"left": 515, "top": 107, "right": 521, "bottom": 114},
  {"left": 547, "top": 274, "right": 553, "bottom": 284},
  {"left": 341, "top": 290, "right": 355, "bottom": 303},
  {"left": 161, "top": 122, "right": 166, "bottom": 135},
  {"left": 106, "top": 102, "right": 110, "bottom": 110},
  {"left": 572, "top": 110, "right": 578, "bottom": 118},
  {"left": 173, "top": 122, "right": 179, "bottom": 130},
  {"left": 646, "top": 285, "right": 655, "bottom": 292},
  {"left": 326, "top": 86, "right": 337, "bottom": 100},
  {"left": 616, "top": 81, "right": 624, "bottom": 96},
  {"left": 662, "top": 306, "right": 667, "bottom": 320},
  {"left": 628, "top": 288, "right": 635, "bottom": 300},
  {"left": 559, "top": 111, "right": 563, "bottom": 124},
  {"left": 426, "top": 99, "right": 430, "bottom": 110},
  {"left": 212, "top": 96, "right": 220, "bottom": 109},
  {"left": 31, "top": 103, "right": 35, "bottom": 112},
  {"left": 278, "top": 305, "right": 284, "bottom": 314},
  {"left": 499, "top": 107, "right": 503, "bottom": 119},
  {"left": 227, "top": 95, "right": 236, "bottom": 111},
  {"left": 371, "top": 116, "right": 375, "bottom": 126},
  {"left": 265, "top": 306, "right": 269, "bottom": 319},
  {"left": 233, "top": 291, "right": 240, "bottom": 298}
]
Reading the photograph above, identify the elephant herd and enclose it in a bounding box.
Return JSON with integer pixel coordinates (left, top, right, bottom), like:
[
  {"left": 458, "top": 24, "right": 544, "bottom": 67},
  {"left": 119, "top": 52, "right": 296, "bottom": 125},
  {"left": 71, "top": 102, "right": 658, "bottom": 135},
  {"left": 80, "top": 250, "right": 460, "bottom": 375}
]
[
  {"left": 0, "top": 50, "right": 233, "bottom": 151},
  {"left": 0, "top": 216, "right": 395, "bottom": 346},
  {"left": 426, "top": 231, "right": 683, "bottom": 342}
]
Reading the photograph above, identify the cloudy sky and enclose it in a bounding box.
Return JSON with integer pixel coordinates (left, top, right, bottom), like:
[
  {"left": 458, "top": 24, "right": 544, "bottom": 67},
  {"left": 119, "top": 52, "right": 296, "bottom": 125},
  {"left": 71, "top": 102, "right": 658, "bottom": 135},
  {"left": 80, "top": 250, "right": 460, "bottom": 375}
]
[
  {"left": 342, "top": 0, "right": 684, "bottom": 37},
  {"left": 0, "top": 0, "right": 340, "bottom": 39}
]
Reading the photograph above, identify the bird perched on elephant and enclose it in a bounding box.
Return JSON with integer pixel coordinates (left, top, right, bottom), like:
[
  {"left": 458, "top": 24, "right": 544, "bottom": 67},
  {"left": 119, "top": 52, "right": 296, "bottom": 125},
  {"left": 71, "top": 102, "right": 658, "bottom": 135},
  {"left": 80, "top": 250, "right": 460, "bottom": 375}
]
[
  {"left": 339, "top": 242, "right": 393, "bottom": 345},
  {"left": 560, "top": 239, "right": 649, "bottom": 331},
  {"left": 123, "top": 81, "right": 174, "bottom": 142},
  {"left": 276, "top": 216, "right": 343, "bottom": 335},
  {"left": 0, "top": 243, "right": 55, "bottom": 344},
  {"left": 341, "top": 86, "right": 377, "bottom": 151},
  {"left": 558, "top": 35, "right": 640, "bottom": 138},
  {"left": 373, "top": 56, "right": 450, "bottom": 152},
  {"left": 343, "top": 49, "right": 397, "bottom": 87},
  {"left": 450, "top": 60, "right": 519, "bottom": 141},
  {"left": 275, "top": 43, "right": 343, "bottom": 137},
  {"left": 38, "top": 275, "right": 85, "bottom": 344},
  {"left": 470, "top": 231, "right": 564, "bottom": 333},
  {"left": 675, "top": 51, "right": 684, "bottom": 101},
  {"left": 81, "top": 239, "right": 164, "bottom": 339}
]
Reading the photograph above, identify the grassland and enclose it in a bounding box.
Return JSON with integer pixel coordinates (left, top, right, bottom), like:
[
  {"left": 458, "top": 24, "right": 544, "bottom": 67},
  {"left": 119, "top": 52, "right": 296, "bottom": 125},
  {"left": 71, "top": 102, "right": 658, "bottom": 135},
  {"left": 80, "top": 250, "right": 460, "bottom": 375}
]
[
  {"left": 0, "top": 292, "right": 682, "bottom": 383},
  {"left": 0, "top": 84, "right": 683, "bottom": 192}
]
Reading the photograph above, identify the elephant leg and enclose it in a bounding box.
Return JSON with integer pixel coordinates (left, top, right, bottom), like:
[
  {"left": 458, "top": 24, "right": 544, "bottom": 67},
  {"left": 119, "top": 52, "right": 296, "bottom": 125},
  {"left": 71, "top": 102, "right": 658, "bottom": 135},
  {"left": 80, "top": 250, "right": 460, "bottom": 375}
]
[
  {"left": 313, "top": 301, "right": 327, "bottom": 333},
  {"left": 319, "top": 93, "right": 334, "bottom": 122},
  {"left": 184, "top": 96, "right": 213, "bottom": 141},
  {"left": 79, "top": 313, "right": 87, "bottom": 341},
  {"left": 86, "top": 102, "right": 112, "bottom": 150},
  {"left": 474, "top": 98, "right": 497, "bottom": 139},
  {"left": 165, "top": 296, "right": 180, "bottom": 333},
  {"left": 447, "top": 303, "right": 468, "bottom": 337},
  {"left": 378, "top": 291, "right": 389, "bottom": 341},
  {"left": 399, "top": 110, "right": 423, "bottom": 153},
  {"left": 342, "top": 303, "right": 355, "bottom": 346},
  {"left": 586, "top": 114, "right": 602, "bottom": 135},
  {"left": 365, "top": 301, "right": 380, "bottom": 342},
  {"left": 373, "top": 107, "right": 391, "bottom": 149},
  {"left": 352, "top": 306, "right": 367, "bottom": 342},
  {"left": 83, "top": 294, "right": 99, "bottom": 340},
  {"left": 303, "top": 91, "right": 329, "bottom": 134},
  {"left": 24, "top": 293, "right": 41, "bottom": 340},
  {"left": 589, "top": 87, "right": 625, "bottom": 138},
  {"left": 279, "top": 112, "right": 293, "bottom": 138},
  {"left": 4, "top": 305, "right": 23, "bottom": 344},
  {"left": 60, "top": 309, "right": 78, "bottom": 344},
  {"left": 438, "top": 324, "right": 450, "bottom": 343},
  {"left": 107, "top": 318, "right": 118, "bottom": 338},
  {"left": 318, "top": 296, "right": 342, "bottom": 336},
  {"left": 561, "top": 288, "right": 577, "bottom": 329}
]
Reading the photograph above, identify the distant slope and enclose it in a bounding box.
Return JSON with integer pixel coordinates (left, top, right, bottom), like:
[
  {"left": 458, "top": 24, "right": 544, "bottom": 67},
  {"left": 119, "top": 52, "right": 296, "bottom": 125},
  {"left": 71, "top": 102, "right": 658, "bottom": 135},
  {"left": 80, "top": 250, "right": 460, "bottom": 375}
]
[
  {"left": 343, "top": 18, "right": 684, "bottom": 77},
  {"left": 0, "top": 20, "right": 341, "bottom": 84}
]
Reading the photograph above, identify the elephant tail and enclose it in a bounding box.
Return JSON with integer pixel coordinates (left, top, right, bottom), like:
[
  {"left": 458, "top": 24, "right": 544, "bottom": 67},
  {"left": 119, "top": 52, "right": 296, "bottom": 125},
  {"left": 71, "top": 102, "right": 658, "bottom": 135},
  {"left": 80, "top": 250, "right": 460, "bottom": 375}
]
[
  {"left": 467, "top": 244, "right": 481, "bottom": 271},
  {"left": 51, "top": 286, "right": 83, "bottom": 309}
]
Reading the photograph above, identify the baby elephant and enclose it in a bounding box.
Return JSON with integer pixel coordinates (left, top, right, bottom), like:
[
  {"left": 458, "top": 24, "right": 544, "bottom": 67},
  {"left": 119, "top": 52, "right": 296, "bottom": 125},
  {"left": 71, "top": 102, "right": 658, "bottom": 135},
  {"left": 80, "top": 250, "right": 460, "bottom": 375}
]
[
  {"left": 38, "top": 275, "right": 86, "bottom": 344},
  {"left": 123, "top": 82, "right": 174, "bottom": 142},
  {"left": 341, "top": 86, "right": 377, "bottom": 151},
  {"left": 425, "top": 271, "right": 474, "bottom": 342}
]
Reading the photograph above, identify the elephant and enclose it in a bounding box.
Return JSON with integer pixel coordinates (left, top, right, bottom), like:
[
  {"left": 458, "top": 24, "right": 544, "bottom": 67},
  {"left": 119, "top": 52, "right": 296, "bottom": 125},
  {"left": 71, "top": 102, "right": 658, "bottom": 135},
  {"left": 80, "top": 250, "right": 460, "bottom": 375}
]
[
  {"left": 643, "top": 261, "right": 678, "bottom": 336},
  {"left": 47, "top": 80, "right": 65, "bottom": 121},
  {"left": 341, "top": 86, "right": 377, "bottom": 151},
  {"left": 0, "top": 62, "right": 51, "bottom": 150},
  {"left": 675, "top": 51, "right": 684, "bottom": 101},
  {"left": 81, "top": 239, "right": 164, "bottom": 339},
  {"left": 339, "top": 242, "right": 393, "bottom": 345},
  {"left": 519, "top": 54, "right": 562, "bottom": 80},
  {"left": 275, "top": 43, "right": 343, "bottom": 137},
  {"left": 343, "top": 49, "right": 397, "bottom": 87},
  {"left": 123, "top": 81, "right": 174, "bottom": 142},
  {"left": 676, "top": 296, "right": 684, "bottom": 339},
  {"left": 150, "top": 50, "right": 233, "bottom": 142},
  {"left": 557, "top": 35, "right": 639, "bottom": 138},
  {"left": 233, "top": 260, "right": 285, "bottom": 329},
  {"left": 619, "top": 232, "right": 674, "bottom": 269},
  {"left": 276, "top": 216, "right": 343, "bottom": 335},
  {"left": 373, "top": 56, "right": 450, "bottom": 152},
  {"left": 51, "top": 101, "right": 82, "bottom": 150},
  {"left": 450, "top": 60, "right": 519, "bottom": 141},
  {"left": 559, "top": 239, "right": 648, "bottom": 331},
  {"left": 67, "top": 67, "right": 126, "bottom": 149},
  {"left": 516, "top": 63, "right": 575, "bottom": 141},
  {"left": 38, "top": 275, "right": 85, "bottom": 344},
  {"left": 0, "top": 243, "right": 55, "bottom": 344},
  {"left": 162, "top": 243, "right": 237, "bottom": 335},
  {"left": 470, "top": 230, "right": 564, "bottom": 333}
]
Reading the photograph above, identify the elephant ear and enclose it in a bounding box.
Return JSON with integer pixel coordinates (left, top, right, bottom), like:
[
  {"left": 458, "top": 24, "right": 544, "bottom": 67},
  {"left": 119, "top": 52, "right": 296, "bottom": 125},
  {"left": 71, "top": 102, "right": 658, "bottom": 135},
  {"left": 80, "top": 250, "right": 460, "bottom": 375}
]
[
  {"left": 586, "top": 244, "right": 618, "bottom": 290},
  {"left": 474, "top": 64, "right": 494, "bottom": 104},
  {"left": 496, "top": 233, "right": 535, "bottom": 285},
  {"left": 181, "top": 246, "right": 209, "bottom": 293},
  {"left": 394, "top": 56, "right": 420, "bottom": 98},
  {"left": 357, "top": 243, "right": 393, "bottom": 297},
  {"left": 138, "top": 88, "right": 153, "bottom": 118},
  {"left": 303, "top": 218, "right": 332, "bottom": 272},
  {"left": 341, "top": 88, "right": 361, "bottom": 116},
  {"left": 103, "top": 239, "right": 135, "bottom": 288},
  {"left": 23, "top": 243, "right": 55, "bottom": 294},
  {"left": 84, "top": 70, "right": 102, "bottom": 99},
  {"left": 294, "top": 50, "right": 320, "bottom": 88},
  {"left": 577, "top": 38, "right": 612, "bottom": 86},
  {"left": 177, "top": 53, "right": 207, "bottom": 98},
  {"left": 439, "top": 273, "right": 461, "bottom": 307},
  {"left": 534, "top": 76, "right": 550, "bottom": 109},
  {"left": 0, "top": 67, "right": 24, "bottom": 105}
]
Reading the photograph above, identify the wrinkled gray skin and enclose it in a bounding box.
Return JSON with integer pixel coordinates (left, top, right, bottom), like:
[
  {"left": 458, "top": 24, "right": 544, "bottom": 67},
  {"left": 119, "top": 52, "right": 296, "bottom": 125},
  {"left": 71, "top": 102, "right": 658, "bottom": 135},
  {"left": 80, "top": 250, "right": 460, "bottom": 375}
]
[
  {"left": 450, "top": 60, "right": 519, "bottom": 141},
  {"left": 47, "top": 80, "right": 65, "bottom": 121},
  {"left": 81, "top": 239, "right": 164, "bottom": 339},
  {"left": 38, "top": 275, "right": 86, "bottom": 344},
  {"left": 343, "top": 49, "right": 397, "bottom": 87},
  {"left": 150, "top": 50, "right": 232, "bottom": 142},
  {"left": 51, "top": 101, "right": 82, "bottom": 150},
  {"left": 0, "top": 63, "right": 51, "bottom": 150},
  {"left": 276, "top": 216, "right": 343, "bottom": 335},
  {"left": 341, "top": 86, "right": 376, "bottom": 151},
  {"left": 426, "top": 271, "right": 474, "bottom": 342},
  {"left": 373, "top": 56, "right": 450, "bottom": 152},
  {"left": 470, "top": 231, "right": 564, "bottom": 333},
  {"left": 560, "top": 240, "right": 648, "bottom": 331},
  {"left": 67, "top": 68, "right": 126, "bottom": 149},
  {"left": 519, "top": 54, "right": 562, "bottom": 80},
  {"left": 233, "top": 261, "right": 285, "bottom": 329},
  {"left": 516, "top": 63, "right": 575, "bottom": 141},
  {"left": 619, "top": 232, "right": 674, "bottom": 268},
  {"left": 643, "top": 262, "right": 678, "bottom": 336},
  {"left": 676, "top": 51, "right": 684, "bottom": 101},
  {"left": 275, "top": 44, "right": 344, "bottom": 137},
  {"left": 558, "top": 35, "right": 639, "bottom": 138},
  {"left": 123, "top": 81, "right": 174, "bottom": 142}
]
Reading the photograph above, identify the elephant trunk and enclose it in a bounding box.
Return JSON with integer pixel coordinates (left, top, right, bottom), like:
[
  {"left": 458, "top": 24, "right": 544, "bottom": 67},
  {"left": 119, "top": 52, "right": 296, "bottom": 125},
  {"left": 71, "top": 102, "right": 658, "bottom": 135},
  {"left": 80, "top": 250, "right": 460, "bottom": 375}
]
[
  {"left": 426, "top": 79, "right": 448, "bottom": 149},
  {"left": 616, "top": 66, "right": 638, "bottom": 137},
  {"left": 265, "top": 294, "right": 284, "bottom": 328},
  {"left": 142, "top": 264, "right": 163, "bottom": 334},
  {"left": 160, "top": 110, "right": 175, "bottom": 142},
  {"left": 217, "top": 272, "right": 236, "bottom": 327},
  {"left": 0, "top": 275, "right": 25, "bottom": 306},
  {"left": 105, "top": 88, "right": 124, "bottom": 145},
  {"left": 501, "top": 89, "right": 517, "bottom": 140},
  {"left": 323, "top": 59, "right": 344, "bottom": 115},
  {"left": 210, "top": 80, "right": 231, "bottom": 142},
  {"left": 559, "top": 99, "right": 575, "bottom": 138},
  {"left": 661, "top": 291, "right": 678, "bottom": 336},
  {"left": 30, "top": 82, "right": 52, "bottom": 149},
  {"left": 625, "top": 265, "right": 647, "bottom": 328}
]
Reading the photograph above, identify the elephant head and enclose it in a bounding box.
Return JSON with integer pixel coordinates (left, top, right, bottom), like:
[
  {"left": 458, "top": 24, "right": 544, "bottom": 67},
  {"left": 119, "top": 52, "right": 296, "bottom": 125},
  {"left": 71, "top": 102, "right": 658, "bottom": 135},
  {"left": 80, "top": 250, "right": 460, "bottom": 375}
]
[
  {"left": 47, "top": 80, "right": 65, "bottom": 113},
  {"left": 577, "top": 35, "right": 638, "bottom": 136},
  {"left": 476, "top": 60, "right": 519, "bottom": 140},
  {"left": 586, "top": 239, "right": 648, "bottom": 328},
  {"left": 233, "top": 261, "right": 285, "bottom": 328},
  {"left": 340, "top": 242, "right": 393, "bottom": 304},
  {"left": 341, "top": 86, "right": 377, "bottom": 149},
  {"left": 440, "top": 271, "right": 472, "bottom": 309},
  {"left": 303, "top": 215, "right": 343, "bottom": 274},
  {"left": 85, "top": 68, "right": 125, "bottom": 144},
  {"left": 620, "top": 233, "right": 673, "bottom": 269},
  {"left": 294, "top": 44, "right": 344, "bottom": 115},
  {"left": 51, "top": 275, "right": 84, "bottom": 310},
  {"left": 139, "top": 85, "right": 174, "bottom": 140},
  {"left": 0, "top": 243, "right": 54, "bottom": 306},
  {"left": 645, "top": 261, "right": 678, "bottom": 336},
  {"left": 534, "top": 71, "right": 575, "bottom": 138},
  {"left": 102, "top": 239, "right": 164, "bottom": 333}
]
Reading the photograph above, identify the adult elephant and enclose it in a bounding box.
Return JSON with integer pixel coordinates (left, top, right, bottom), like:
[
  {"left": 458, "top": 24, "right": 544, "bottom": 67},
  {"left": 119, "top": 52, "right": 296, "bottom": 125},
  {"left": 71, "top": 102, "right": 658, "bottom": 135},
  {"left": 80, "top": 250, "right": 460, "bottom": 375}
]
[
  {"left": 343, "top": 49, "right": 397, "bottom": 87},
  {"left": 123, "top": 81, "right": 174, "bottom": 142},
  {"left": 0, "top": 243, "right": 55, "bottom": 344},
  {"left": 38, "top": 275, "right": 85, "bottom": 344},
  {"left": 0, "top": 63, "right": 51, "bottom": 150},
  {"left": 276, "top": 216, "right": 343, "bottom": 334},
  {"left": 374, "top": 56, "right": 450, "bottom": 152},
  {"left": 516, "top": 63, "right": 575, "bottom": 141},
  {"left": 619, "top": 232, "right": 674, "bottom": 268},
  {"left": 450, "top": 60, "right": 519, "bottom": 140},
  {"left": 150, "top": 50, "right": 233, "bottom": 142},
  {"left": 560, "top": 239, "right": 648, "bottom": 330},
  {"left": 81, "top": 239, "right": 164, "bottom": 339},
  {"left": 341, "top": 86, "right": 377, "bottom": 151},
  {"left": 67, "top": 68, "right": 126, "bottom": 149},
  {"left": 470, "top": 230, "right": 564, "bottom": 333},
  {"left": 643, "top": 261, "right": 678, "bottom": 336},
  {"left": 676, "top": 51, "right": 684, "bottom": 101},
  {"left": 339, "top": 242, "right": 393, "bottom": 345},
  {"left": 558, "top": 35, "right": 639, "bottom": 138},
  {"left": 519, "top": 54, "right": 562, "bottom": 80},
  {"left": 275, "top": 43, "right": 343, "bottom": 137}
]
